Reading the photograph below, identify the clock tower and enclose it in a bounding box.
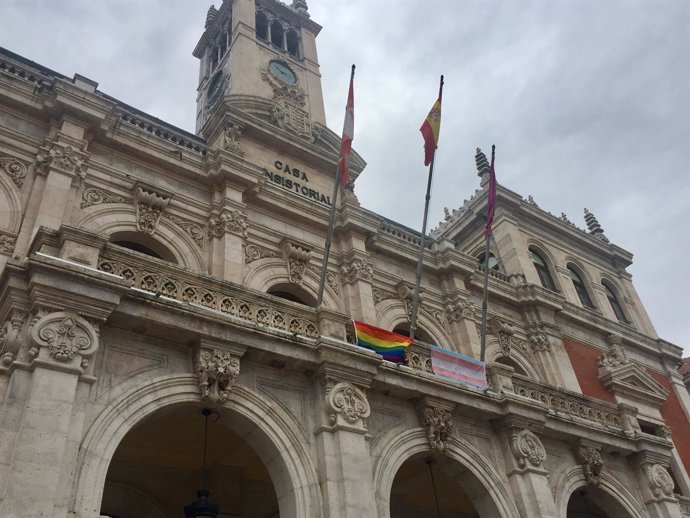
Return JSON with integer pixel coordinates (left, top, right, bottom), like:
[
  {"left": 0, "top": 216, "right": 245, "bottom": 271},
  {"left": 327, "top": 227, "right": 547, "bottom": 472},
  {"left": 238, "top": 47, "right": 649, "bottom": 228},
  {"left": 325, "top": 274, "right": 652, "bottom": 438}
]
[{"left": 193, "top": 0, "right": 326, "bottom": 139}]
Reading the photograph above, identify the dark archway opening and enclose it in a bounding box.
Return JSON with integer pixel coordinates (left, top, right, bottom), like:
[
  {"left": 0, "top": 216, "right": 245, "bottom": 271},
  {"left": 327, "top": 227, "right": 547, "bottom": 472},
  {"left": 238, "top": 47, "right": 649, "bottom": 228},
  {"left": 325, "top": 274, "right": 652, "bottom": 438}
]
[
  {"left": 110, "top": 231, "right": 177, "bottom": 264},
  {"left": 566, "top": 486, "right": 633, "bottom": 518},
  {"left": 267, "top": 282, "right": 317, "bottom": 307}
]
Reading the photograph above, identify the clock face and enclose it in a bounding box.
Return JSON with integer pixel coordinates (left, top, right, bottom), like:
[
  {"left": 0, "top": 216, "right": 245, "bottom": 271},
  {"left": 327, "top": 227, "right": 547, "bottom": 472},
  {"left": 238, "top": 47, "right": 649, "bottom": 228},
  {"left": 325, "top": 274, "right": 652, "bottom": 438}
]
[
  {"left": 207, "top": 71, "right": 224, "bottom": 101},
  {"left": 269, "top": 60, "right": 297, "bottom": 85}
]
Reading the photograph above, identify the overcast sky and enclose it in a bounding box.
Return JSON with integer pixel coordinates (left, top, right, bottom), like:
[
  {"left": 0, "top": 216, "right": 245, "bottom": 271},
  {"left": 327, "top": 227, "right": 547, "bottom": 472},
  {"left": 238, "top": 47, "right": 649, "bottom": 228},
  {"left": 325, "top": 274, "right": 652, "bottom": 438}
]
[{"left": 3, "top": 0, "right": 689, "bottom": 354}]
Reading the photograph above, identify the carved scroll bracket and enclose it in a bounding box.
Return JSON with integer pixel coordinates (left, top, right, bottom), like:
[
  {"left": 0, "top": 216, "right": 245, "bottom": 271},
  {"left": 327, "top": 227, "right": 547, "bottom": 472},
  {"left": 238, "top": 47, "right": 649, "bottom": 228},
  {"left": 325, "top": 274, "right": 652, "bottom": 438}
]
[
  {"left": 282, "top": 242, "right": 312, "bottom": 285},
  {"left": 29, "top": 311, "right": 99, "bottom": 365},
  {"left": 573, "top": 443, "right": 603, "bottom": 486},
  {"left": 324, "top": 381, "right": 370, "bottom": 431},
  {"left": 132, "top": 182, "right": 173, "bottom": 236},
  {"left": 509, "top": 428, "right": 547, "bottom": 473},
  {"left": 643, "top": 462, "right": 676, "bottom": 501}
]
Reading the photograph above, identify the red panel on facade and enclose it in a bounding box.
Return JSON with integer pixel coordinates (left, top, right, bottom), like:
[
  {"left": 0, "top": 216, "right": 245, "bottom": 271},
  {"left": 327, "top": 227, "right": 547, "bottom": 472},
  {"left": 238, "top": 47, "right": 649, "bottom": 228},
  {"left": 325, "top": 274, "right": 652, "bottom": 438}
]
[
  {"left": 647, "top": 370, "right": 690, "bottom": 478},
  {"left": 562, "top": 337, "right": 615, "bottom": 403}
]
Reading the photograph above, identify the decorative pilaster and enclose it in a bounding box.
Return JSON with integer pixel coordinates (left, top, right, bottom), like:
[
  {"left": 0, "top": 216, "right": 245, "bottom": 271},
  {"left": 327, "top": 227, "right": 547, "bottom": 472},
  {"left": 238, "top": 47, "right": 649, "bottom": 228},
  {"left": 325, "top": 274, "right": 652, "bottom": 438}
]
[
  {"left": 339, "top": 252, "right": 376, "bottom": 322},
  {"left": 632, "top": 452, "right": 683, "bottom": 518},
  {"left": 207, "top": 205, "right": 248, "bottom": 284}
]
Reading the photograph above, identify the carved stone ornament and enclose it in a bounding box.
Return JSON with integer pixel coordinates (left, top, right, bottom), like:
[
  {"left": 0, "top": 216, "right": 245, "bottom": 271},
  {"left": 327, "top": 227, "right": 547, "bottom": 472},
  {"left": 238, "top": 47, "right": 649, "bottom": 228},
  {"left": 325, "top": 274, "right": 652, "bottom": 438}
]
[
  {"left": 37, "top": 143, "right": 85, "bottom": 177},
  {"left": 326, "top": 382, "right": 370, "bottom": 426},
  {"left": 81, "top": 187, "right": 132, "bottom": 209},
  {"left": 490, "top": 317, "right": 526, "bottom": 357},
  {"left": 283, "top": 243, "right": 312, "bottom": 285},
  {"left": 0, "top": 155, "right": 29, "bottom": 188},
  {"left": 645, "top": 463, "right": 675, "bottom": 499},
  {"left": 0, "top": 231, "right": 17, "bottom": 256},
  {"left": 134, "top": 185, "right": 171, "bottom": 235},
  {"left": 30, "top": 311, "right": 99, "bottom": 362},
  {"left": 0, "top": 310, "right": 27, "bottom": 366},
  {"left": 165, "top": 213, "right": 204, "bottom": 248},
  {"left": 419, "top": 405, "right": 455, "bottom": 454},
  {"left": 573, "top": 445, "right": 603, "bottom": 486},
  {"left": 271, "top": 101, "right": 312, "bottom": 138},
  {"left": 510, "top": 429, "right": 546, "bottom": 469},
  {"left": 208, "top": 209, "right": 248, "bottom": 241},
  {"left": 372, "top": 287, "right": 398, "bottom": 304},
  {"left": 244, "top": 243, "right": 279, "bottom": 264},
  {"left": 528, "top": 325, "right": 551, "bottom": 353},
  {"left": 340, "top": 257, "right": 374, "bottom": 284},
  {"left": 223, "top": 124, "right": 242, "bottom": 153},
  {"left": 598, "top": 335, "right": 628, "bottom": 367},
  {"left": 194, "top": 347, "right": 240, "bottom": 404},
  {"left": 444, "top": 297, "right": 475, "bottom": 322}
]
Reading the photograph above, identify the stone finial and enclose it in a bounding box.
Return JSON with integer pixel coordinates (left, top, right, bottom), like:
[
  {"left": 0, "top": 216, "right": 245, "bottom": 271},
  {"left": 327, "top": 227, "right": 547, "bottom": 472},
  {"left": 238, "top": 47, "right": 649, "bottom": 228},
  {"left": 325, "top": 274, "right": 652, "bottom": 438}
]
[
  {"left": 475, "top": 148, "right": 490, "bottom": 185},
  {"left": 205, "top": 5, "right": 218, "bottom": 28},
  {"left": 584, "top": 208, "right": 609, "bottom": 243},
  {"left": 292, "top": 0, "right": 310, "bottom": 17}
]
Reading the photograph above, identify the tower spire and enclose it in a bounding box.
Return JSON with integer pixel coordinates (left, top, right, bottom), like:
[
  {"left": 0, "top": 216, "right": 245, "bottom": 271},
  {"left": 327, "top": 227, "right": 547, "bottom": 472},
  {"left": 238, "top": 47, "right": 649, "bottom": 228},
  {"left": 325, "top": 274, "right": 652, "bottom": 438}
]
[
  {"left": 475, "top": 147, "right": 490, "bottom": 187},
  {"left": 205, "top": 5, "right": 218, "bottom": 28},
  {"left": 584, "top": 208, "right": 609, "bottom": 243}
]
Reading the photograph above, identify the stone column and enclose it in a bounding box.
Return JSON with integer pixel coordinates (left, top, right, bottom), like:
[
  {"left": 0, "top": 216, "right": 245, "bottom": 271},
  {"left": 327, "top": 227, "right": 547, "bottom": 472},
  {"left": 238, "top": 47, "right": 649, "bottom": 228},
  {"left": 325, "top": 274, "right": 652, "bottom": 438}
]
[
  {"left": 313, "top": 343, "right": 380, "bottom": 518},
  {"left": 632, "top": 452, "right": 683, "bottom": 518},
  {"left": 497, "top": 419, "right": 559, "bottom": 518}
]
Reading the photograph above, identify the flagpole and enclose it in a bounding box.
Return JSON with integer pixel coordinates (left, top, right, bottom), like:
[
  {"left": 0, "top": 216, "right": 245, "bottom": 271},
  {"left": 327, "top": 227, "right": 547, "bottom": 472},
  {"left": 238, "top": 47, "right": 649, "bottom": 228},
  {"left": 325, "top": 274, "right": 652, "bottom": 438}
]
[
  {"left": 317, "top": 64, "right": 355, "bottom": 309},
  {"left": 410, "top": 75, "right": 444, "bottom": 341},
  {"left": 479, "top": 144, "right": 496, "bottom": 362}
]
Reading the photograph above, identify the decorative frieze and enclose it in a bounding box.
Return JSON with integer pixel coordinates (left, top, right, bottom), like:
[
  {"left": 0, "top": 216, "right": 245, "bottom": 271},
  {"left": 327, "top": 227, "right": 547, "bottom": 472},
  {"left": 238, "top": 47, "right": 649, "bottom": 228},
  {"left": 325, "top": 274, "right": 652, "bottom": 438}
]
[
  {"left": 29, "top": 311, "right": 99, "bottom": 362},
  {"left": 340, "top": 257, "right": 374, "bottom": 284},
  {"left": 510, "top": 429, "right": 546, "bottom": 469},
  {"left": 0, "top": 155, "right": 29, "bottom": 188},
  {"left": 325, "top": 381, "right": 370, "bottom": 426},
  {"left": 419, "top": 402, "right": 455, "bottom": 454},
  {"left": 573, "top": 445, "right": 603, "bottom": 486},
  {"left": 194, "top": 345, "right": 240, "bottom": 404},
  {"left": 81, "top": 187, "right": 132, "bottom": 209}
]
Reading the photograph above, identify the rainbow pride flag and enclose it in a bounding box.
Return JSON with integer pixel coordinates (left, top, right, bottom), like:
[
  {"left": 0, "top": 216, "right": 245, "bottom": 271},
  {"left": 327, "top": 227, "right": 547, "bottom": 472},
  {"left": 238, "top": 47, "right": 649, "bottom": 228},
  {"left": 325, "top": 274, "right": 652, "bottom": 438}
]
[{"left": 353, "top": 321, "right": 412, "bottom": 364}]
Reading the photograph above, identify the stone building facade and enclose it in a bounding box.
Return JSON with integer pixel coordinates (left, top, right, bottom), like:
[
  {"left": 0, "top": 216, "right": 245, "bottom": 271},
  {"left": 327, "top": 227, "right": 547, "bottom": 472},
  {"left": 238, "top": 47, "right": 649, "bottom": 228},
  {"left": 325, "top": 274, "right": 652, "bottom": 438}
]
[{"left": 1, "top": 1, "right": 689, "bottom": 517}]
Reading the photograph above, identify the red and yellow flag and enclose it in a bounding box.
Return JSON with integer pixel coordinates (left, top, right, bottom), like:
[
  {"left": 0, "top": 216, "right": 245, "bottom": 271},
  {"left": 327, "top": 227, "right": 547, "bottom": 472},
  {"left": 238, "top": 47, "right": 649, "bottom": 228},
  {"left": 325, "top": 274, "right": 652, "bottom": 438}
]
[{"left": 419, "top": 94, "right": 442, "bottom": 166}]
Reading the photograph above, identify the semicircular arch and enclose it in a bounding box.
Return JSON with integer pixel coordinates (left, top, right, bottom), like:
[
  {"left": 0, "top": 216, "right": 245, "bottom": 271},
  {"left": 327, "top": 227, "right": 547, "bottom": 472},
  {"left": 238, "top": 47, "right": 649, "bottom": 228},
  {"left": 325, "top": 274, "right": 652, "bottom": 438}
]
[
  {"left": 554, "top": 465, "right": 647, "bottom": 518},
  {"left": 0, "top": 170, "right": 22, "bottom": 234},
  {"left": 374, "top": 299, "right": 454, "bottom": 348},
  {"left": 75, "top": 205, "right": 205, "bottom": 271},
  {"left": 71, "top": 374, "right": 321, "bottom": 518},
  {"left": 244, "top": 257, "right": 343, "bottom": 311},
  {"left": 486, "top": 338, "right": 540, "bottom": 379},
  {"left": 373, "top": 427, "right": 518, "bottom": 518}
]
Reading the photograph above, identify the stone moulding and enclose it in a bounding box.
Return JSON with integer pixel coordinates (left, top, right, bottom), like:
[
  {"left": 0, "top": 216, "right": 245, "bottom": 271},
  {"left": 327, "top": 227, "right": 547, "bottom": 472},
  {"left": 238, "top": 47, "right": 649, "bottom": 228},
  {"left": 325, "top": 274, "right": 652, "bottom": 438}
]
[
  {"left": 97, "top": 252, "right": 320, "bottom": 339},
  {"left": 194, "top": 345, "right": 240, "bottom": 404}
]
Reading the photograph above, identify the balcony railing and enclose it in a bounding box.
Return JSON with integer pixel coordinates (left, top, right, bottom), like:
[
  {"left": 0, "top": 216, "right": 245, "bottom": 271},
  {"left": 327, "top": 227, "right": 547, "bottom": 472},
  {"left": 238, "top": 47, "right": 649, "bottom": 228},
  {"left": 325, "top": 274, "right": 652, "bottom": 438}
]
[{"left": 97, "top": 245, "right": 319, "bottom": 339}]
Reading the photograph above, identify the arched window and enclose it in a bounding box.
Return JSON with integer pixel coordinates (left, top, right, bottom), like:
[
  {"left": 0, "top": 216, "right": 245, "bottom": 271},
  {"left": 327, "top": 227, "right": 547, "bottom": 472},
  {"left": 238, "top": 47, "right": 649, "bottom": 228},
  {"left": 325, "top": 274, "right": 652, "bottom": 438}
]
[
  {"left": 255, "top": 11, "right": 269, "bottom": 42},
  {"left": 392, "top": 324, "right": 434, "bottom": 345},
  {"left": 567, "top": 265, "right": 594, "bottom": 308},
  {"left": 110, "top": 231, "right": 177, "bottom": 264},
  {"left": 267, "top": 283, "right": 316, "bottom": 307},
  {"left": 286, "top": 29, "right": 300, "bottom": 58},
  {"left": 270, "top": 20, "right": 285, "bottom": 50},
  {"left": 477, "top": 252, "right": 500, "bottom": 271},
  {"left": 602, "top": 281, "right": 628, "bottom": 323},
  {"left": 529, "top": 248, "right": 556, "bottom": 291}
]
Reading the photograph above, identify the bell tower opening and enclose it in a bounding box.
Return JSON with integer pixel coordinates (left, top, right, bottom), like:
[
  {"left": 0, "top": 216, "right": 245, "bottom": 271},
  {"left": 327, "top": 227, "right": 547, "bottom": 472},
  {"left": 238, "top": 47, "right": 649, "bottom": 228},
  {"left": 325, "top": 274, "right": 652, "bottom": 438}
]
[{"left": 193, "top": 0, "right": 326, "bottom": 135}]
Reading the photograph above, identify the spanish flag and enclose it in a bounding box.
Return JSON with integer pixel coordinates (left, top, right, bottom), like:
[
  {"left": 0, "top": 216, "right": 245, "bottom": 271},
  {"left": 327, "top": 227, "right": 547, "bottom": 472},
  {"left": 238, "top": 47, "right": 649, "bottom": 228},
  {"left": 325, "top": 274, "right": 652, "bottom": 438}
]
[
  {"left": 420, "top": 93, "right": 442, "bottom": 166},
  {"left": 353, "top": 321, "right": 412, "bottom": 364}
]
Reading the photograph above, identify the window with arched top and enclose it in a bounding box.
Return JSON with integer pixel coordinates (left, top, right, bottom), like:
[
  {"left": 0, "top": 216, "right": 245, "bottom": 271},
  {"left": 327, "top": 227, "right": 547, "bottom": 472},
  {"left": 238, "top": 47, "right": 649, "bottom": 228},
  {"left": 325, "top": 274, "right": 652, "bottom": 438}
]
[
  {"left": 567, "top": 265, "right": 594, "bottom": 308},
  {"left": 270, "top": 20, "right": 285, "bottom": 50},
  {"left": 267, "top": 283, "right": 316, "bottom": 307},
  {"left": 529, "top": 248, "right": 556, "bottom": 291},
  {"left": 110, "top": 231, "right": 177, "bottom": 264},
  {"left": 255, "top": 11, "right": 269, "bottom": 41},
  {"left": 477, "top": 252, "right": 500, "bottom": 271},
  {"left": 602, "top": 281, "right": 628, "bottom": 324},
  {"left": 392, "top": 324, "right": 434, "bottom": 345},
  {"left": 286, "top": 29, "right": 300, "bottom": 58}
]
